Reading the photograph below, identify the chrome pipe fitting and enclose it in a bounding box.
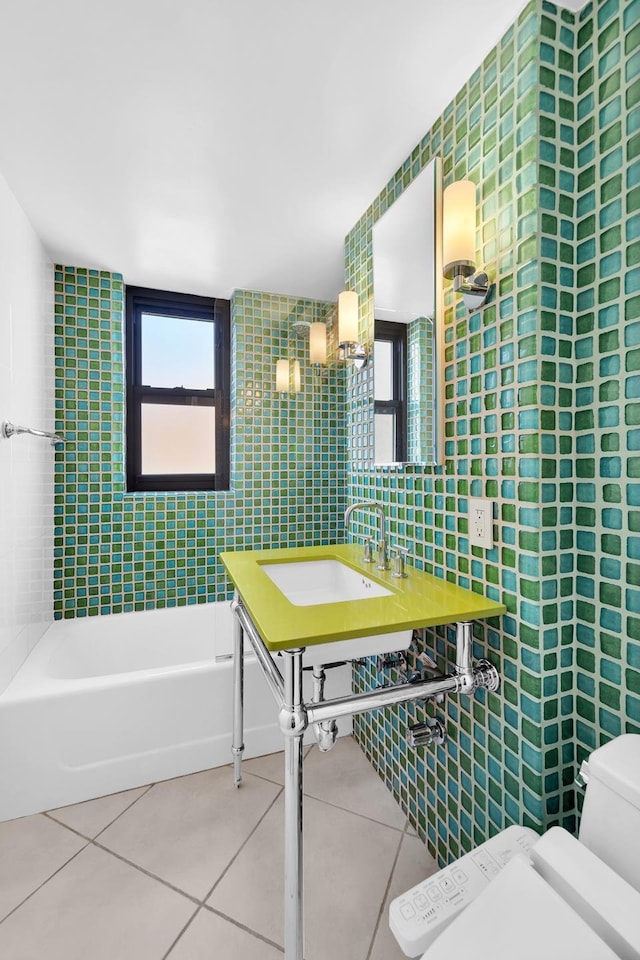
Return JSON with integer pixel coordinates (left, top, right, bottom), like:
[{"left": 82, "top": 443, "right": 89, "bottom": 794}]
[
  {"left": 278, "top": 703, "right": 309, "bottom": 737},
  {"left": 408, "top": 717, "right": 447, "bottom": 748},
  {"left": 311, "top": 666, "right": 338, "bottom": 752},
  {"left": 454, "top": 621, "right": 476, "bottom": 694}
]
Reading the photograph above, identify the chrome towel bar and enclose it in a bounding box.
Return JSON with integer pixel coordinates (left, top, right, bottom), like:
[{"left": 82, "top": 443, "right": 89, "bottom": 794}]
[{"left": 2, "top": 421, "right": 66, "bottom": 446}]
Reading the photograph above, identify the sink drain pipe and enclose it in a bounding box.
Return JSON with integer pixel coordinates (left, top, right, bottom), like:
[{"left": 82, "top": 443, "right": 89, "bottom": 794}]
[{"left": 311, "top": 665, "right": 338, "bottom": 751}]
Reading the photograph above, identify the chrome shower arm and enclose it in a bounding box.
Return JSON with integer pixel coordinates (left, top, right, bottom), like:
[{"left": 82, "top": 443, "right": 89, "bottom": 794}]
[{"left": 2, "top": 421, "right": 66, "bottom": 446}]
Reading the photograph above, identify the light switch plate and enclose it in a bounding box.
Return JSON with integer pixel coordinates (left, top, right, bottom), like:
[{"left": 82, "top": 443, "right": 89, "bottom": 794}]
[{"left": 468, "top": 498, "right": 494, "bottom": 549}]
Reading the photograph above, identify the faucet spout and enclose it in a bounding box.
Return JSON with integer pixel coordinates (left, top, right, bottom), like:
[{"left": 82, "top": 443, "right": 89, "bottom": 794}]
[{"left": 344, "top": 501, "right": 389, "bottom": 571}]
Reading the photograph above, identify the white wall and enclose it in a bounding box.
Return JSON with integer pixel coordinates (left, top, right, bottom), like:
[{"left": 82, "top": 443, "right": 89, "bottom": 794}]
[{"left": 0, "top": 171, "right": 54, "bottom": 693}]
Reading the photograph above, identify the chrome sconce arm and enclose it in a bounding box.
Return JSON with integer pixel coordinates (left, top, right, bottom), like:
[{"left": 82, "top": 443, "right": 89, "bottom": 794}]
[{"left": 447, "top": 266, "right": 492, "bottom": 311}]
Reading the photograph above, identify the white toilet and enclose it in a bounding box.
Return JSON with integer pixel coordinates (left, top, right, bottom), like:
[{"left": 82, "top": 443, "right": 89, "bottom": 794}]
[{"left": 390, "top": 734, "right": 640, "bottom": 959}]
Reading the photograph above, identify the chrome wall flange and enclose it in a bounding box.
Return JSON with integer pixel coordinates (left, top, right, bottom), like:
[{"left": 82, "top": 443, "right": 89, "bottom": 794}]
[{"left": 473, "top": 658, "right": 500, "bottom": 693}]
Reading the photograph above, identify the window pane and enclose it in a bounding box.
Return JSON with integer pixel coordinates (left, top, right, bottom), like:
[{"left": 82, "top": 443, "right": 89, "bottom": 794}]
[
  {"left": 374, "top": 340, "right": 393, "bottom": 400},
  {"left": 141, "top": 403, "right": 215, "bottom": 474},
  {"left": 141, "top": 313, "right": 214, "bottom": 389},
  {"left": 375, "top": 413, "right": 396, "bottom": 463}
]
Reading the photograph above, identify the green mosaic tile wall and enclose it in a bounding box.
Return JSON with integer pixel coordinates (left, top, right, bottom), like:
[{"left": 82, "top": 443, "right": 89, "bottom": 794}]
[
  {"left": 346, "top": 0, "right": 640, "bottom": 867},
  {"left": 53, "top": 274, "right": 346, "bottom": 616},
  {"left": 573, "top": 0, "right": 640, "bottom": 758},
  {"left": 406, "top": 317, "right": 434, "bottom": 462}
]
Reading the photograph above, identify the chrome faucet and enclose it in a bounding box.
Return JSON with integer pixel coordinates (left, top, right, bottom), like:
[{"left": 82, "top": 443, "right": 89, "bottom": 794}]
[{"left": 344, "top": 501, "right": 390, "bottom": 570}]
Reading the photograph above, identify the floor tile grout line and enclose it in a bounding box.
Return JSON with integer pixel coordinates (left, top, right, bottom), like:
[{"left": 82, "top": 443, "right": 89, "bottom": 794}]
[
  {"left": 160, "top": 904, "right": 203, "bottom": 960},
  {"left": 365, "top": 824, "right": 408, "bottom": 960},
  {"left": 90, "top": 840, "right": 203, "bottom": 907},
  {"left": 93, "top": 782, "right": 156, "bottom": 840},
  {"left": 204, "top": 783, "right": 285, "bottom": 902},
  {"left": 2, "top": 741, "right": 412, "bottom": 952},
  {"left": 244, "top": 767, "right": 407, "bottom": 833},
  {"left": 203, "top": 903, "right": 285, "bottom": 954},
  {"left": 303, "top": 791, "right": 406, "bottom": 834},
  {"left": 0, "top": 839, "right": 91, "bottom": 927},
  {"left": 80, "top": 780, "right": 285, "bottom": 912},
  {"left": 12, "top": 778, "right": 287, "bottom": 929},
  {"left": 44, "top": 781, "right": 155, "bottom": 842},
  {"left": 42, "top": 812, "right": 94, "bottom": 843}
]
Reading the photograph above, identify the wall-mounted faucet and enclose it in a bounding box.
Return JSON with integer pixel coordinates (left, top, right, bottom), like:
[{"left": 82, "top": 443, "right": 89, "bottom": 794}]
[{"left": 344, "top": 501, "right": 389, "bottom": 570}]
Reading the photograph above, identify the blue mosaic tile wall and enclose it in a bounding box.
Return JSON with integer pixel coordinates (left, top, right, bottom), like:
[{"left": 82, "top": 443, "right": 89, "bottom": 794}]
[
  {"left": 53, "top": 275, "right": 346, "bottom": 617},
  {"left": 346, "top": 0, "right": 640, "bottom": 867}
]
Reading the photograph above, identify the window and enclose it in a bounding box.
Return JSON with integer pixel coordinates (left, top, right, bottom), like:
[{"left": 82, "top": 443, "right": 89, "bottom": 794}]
[
  {"left": 374, "top": 320, "right": 407, "bottom": 463},
  {"left": 125, "top": 286, "right": 230, "bottom": 492}
]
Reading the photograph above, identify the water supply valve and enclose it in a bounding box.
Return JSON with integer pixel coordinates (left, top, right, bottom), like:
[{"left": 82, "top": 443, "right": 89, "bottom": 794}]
[{"left": 408, "top": 717, "right": 447, "bottom": 748}]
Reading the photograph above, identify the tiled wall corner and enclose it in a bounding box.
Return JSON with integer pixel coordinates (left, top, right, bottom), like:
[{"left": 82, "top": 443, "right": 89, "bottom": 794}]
[
  {"left": 54, "top": 275, "right": 346, "bottom": 617},
  {"left": 535, "top": 0, "right": 581, "bottom": 830},
  {"left": 348, "top": 0, "right": 639, "bottom": 865},
  {"left": 347, "top": 0, "right": 556, "bottom": 866},
  {"left": 573, "top": 0, "right": 640, "bottom": 760}
]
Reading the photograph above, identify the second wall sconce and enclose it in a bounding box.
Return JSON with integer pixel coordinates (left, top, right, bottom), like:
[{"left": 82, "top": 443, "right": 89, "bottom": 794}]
[
  {"left": 442, "top": 179, "right": 492, "bottom": 311},
  {"left": 276, "top": 358, "right": 301, "bottom": 394},
  {"left": 338, "top": 290, "right": 367, "bottom": 369}
]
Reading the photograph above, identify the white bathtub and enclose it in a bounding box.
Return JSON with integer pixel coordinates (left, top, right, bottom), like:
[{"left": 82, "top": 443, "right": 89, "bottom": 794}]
[{"left": 0, "top": 602, "right": 352, "bottom": 822}]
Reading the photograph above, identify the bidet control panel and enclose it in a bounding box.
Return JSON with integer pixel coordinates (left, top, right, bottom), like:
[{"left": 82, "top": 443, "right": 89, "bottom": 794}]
[{"left": 389, "top": 825, "right": 539, "bottom": 957}]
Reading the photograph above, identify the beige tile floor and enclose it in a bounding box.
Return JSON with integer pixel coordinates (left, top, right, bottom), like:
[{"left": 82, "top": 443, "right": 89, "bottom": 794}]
[{"left": 0, "top": 736, "right": 438, "bottom": 959}]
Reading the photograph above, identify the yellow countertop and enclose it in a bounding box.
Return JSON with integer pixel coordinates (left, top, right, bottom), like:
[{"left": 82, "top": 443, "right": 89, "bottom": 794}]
[{"left": 221, "top": 544, "right": 506, "bottom": 652}]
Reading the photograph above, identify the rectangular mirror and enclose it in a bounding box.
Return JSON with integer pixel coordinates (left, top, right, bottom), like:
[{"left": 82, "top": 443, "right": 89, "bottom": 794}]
[{"left": 371, "top": 156, "right": 443, "bottom": 465}]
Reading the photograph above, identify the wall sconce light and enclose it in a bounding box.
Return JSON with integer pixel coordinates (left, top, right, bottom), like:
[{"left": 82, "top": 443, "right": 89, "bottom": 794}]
[
  {"left": 338, "top": 290, "right": 367, "bottom": 369},
  {"left": 275, "top": 358, "right": 301, "bottom": 394},
  {"left": 290, "top": 319, "right": 327, "bottom": 366},
  {"left": 309, "top": 322, "right": 327, "bottom": 365},
  {"left": 442, "top": 180, "right": 492, "bottom": 311}
]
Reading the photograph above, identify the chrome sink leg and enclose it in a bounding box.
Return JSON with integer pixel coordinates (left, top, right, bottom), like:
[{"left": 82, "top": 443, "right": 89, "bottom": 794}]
[
  {"left": 231, "top": 596, "right": 244, "bottom": 787},
  {"left": 280, "top": 648, "right": 306, "bottom": 960}
]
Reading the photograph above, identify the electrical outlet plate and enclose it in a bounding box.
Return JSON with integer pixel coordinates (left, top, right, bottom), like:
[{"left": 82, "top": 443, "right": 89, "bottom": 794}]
[{"left": 468, "top": 497, "right": 494, "bottom": 549}]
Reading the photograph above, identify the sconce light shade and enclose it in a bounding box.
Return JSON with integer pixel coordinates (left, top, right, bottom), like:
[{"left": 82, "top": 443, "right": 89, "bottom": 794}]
[
  {"left": 338, "top": 291, "right": 359, "bottom": 345},
  {"left": 442, "top": 180, "right": 476, "bottom": 279},
  {"left": 276, "top": 358, "right": 289, "bottom": 392},
  {"left": 276, "top": 358, "right": 302, "bottom": 393},
  {"left": 309, "top": 322, "right": 327, "bottom": 364}
]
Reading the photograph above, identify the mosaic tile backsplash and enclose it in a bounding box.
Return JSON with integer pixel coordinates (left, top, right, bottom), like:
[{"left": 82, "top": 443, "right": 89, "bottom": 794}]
[
  {"left": 54, "top": 280, "right": 346, "bottom": 617},
  {"left": 347, "top": 0, "right": 640, "bottom": 866}
]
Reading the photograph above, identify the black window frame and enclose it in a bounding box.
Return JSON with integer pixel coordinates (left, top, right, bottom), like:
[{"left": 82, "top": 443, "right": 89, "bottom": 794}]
[
  {"left": 374, "top": 319, "right": 407, "bottom": 463},
  {"left": 125, "top": 285, "right": 230, "bottom": 492}
]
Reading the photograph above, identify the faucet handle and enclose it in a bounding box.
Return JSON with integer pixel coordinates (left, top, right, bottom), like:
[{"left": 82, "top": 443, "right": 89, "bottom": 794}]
[
  {"left": 377, "top": 539, "right": 390, "bottom": 571},
  {"left": 361, "top": 537, "right": 375, "bottom": 563},
  {"left": 391, "top": 545, "right": 409, "bottom": 579}
]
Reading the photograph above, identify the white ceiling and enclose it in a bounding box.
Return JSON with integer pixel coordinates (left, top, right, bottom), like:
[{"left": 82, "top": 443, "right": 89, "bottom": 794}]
[{"left": 0, "top": 0, "right": 579, "bottom": 302}]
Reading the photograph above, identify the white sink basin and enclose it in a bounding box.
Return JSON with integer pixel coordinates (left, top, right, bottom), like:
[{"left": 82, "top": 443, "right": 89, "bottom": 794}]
[
  {"left": 261, "top": 558, "right": 392, "bottom": 606},
  {"left": 261, "top": 558, "right": 410, "bottom": 667}
]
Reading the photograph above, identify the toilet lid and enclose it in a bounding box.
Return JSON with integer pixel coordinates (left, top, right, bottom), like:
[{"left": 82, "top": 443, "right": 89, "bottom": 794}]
[{"left": 419, "top": 855, "right": 619, "bottom": 959}]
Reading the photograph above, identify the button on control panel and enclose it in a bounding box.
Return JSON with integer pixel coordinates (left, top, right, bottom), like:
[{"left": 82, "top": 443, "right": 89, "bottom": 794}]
[{"left": 389, "top": 825, "right": 539, "bottom": 957}]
